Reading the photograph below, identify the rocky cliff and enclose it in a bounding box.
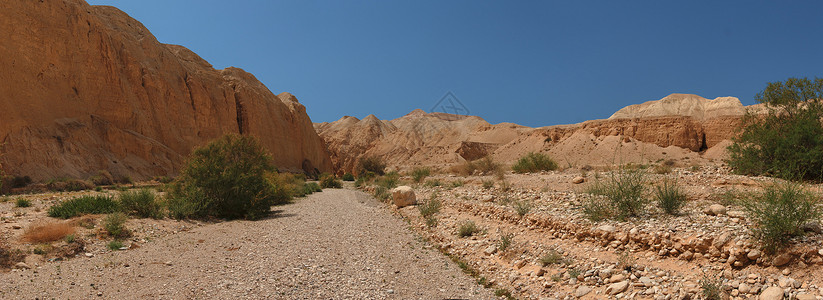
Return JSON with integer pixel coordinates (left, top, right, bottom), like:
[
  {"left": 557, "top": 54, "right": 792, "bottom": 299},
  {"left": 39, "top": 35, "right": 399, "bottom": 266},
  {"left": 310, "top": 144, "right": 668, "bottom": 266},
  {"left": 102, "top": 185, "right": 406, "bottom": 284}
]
[
  {"left": 316, "top": 94, "right": 750, "bottom": 174},
  {"left": 0, "top": 0, "right": 332, "bottom": 180}
]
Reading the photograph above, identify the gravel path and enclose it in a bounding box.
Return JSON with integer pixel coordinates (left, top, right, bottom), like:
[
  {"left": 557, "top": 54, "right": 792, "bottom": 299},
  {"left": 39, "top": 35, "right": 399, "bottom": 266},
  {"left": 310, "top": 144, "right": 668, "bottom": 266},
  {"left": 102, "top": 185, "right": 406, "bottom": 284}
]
[{"left": 0, "top": 189, "right": 494, "bottom": 299}]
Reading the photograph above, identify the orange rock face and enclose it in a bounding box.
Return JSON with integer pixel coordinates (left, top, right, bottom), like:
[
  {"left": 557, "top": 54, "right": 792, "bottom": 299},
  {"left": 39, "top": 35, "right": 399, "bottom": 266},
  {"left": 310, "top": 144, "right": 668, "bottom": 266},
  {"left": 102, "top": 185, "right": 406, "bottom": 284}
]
[{"left": 0, "top": 0, "right": 331, "bottom": 180}]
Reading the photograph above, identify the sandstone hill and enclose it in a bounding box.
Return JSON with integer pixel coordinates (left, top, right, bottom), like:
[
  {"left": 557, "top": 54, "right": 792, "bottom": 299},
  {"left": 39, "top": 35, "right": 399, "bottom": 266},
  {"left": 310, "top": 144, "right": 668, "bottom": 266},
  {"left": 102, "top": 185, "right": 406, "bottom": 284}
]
[
  {"left": 315, "top": 94, "right": 752, "bottom": 174},
  {"left": 0, "top": 0, "right": 331, "bottom": 181}
]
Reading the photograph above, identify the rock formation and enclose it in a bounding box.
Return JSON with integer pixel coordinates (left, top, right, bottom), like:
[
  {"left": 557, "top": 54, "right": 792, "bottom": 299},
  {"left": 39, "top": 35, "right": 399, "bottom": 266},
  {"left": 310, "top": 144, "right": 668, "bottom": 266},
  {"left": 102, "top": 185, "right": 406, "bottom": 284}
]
[
  {"left": 0, "top": 0, "right": 331, "bottom": 180},
  {"left": 316, "top": 94, "right": 752, "bottom": 174}
]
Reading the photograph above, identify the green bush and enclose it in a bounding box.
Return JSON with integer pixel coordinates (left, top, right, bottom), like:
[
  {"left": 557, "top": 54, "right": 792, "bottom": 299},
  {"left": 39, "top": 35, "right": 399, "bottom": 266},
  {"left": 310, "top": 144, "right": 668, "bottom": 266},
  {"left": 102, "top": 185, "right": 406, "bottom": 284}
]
[
  {"left": 48, "top": 195, "right": 120, "bottom": 219},
  {"left": 457, "top": 220, "right": 479, "bottom": 237},
  {"left": 166, "top": 134, "right": 287, "bottom": 220},
  {"left": 418, "top": 194, "right": 441, "bottom": 218},
  {"left": 512, "top": 200, "right": 531, "bottom": 217},
  {"left": 742, "top": 182, "right": 822, "bottom": 253},
  {"left": 411, "top": 167, "right": 431, "bottom": 183},
  {"left": 89, "top": 170, "right": 114, "bottom": 186},
  {"left": 373, "top": 186, "right": 391, "bottom": 202},
  {"left": 341, "top": 173, "right": 355, "bottom": 181},
  {"left": 107, "top": 240, "right": 124, "bottom": 251},
  {"left": 481, "top": 180, "right": 494, "bottom": 189},
  {"left": 728, "top": 77, "right": 823, "bottom": 181},
  {"left": 303, "top": 182, "right": 322, "bottom": 194},
  {"left": 584, "top": 169, "right": 648, "bottom": 220},
  {"left": 15, "top": 198, "right": 31, "bottom": 208},
  {"left": 654, "top": 179, "right": 686, "bottom": 215},
  {"left": 512, "top": 152, "right": 558, "bottom": 173},
  {"left": 103, "top": 212, "right": 129, "bottom": 238},
  {"left": 357, "top": 156, "right": 386, "bottom": 176},
  {"left": 319, "top": 173, "right": 342, "bottom": 189},
  {"left": 540, "top": 250, "right": 564, "bottom": 266},
  {"left": 119, "top": 189, "right": 162, "bottom": 219},
  {"left": 376, "top": 172, "right": 400, "bottom": 189}
]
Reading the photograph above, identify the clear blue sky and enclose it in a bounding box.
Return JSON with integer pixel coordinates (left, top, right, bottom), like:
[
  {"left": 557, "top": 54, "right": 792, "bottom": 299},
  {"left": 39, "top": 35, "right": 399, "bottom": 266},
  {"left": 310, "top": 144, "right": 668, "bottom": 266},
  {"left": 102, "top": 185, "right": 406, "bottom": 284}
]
[{"left": 86, "top": 1, "right": 823, "bottom": 127}]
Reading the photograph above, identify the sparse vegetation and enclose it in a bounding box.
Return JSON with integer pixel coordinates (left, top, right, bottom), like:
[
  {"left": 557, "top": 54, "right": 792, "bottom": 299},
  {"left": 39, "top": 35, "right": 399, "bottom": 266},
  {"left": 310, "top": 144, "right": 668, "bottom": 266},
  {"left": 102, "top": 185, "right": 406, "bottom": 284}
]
[
  {"left": 654, "top": 179, "right": 686, "bottom": 215},
  {"left": 166, "top": 134, "right": 287, "bottom": 220},
  {"left": 320, "top": 173, "right": 342, "bottom": 188},
  {"left": 742, "top": 182, "right": 822, "bottom": 253},
  {"left": 103, "top": 212, "right": 129, "bottom": 238},
  {"left": 48, "top": 195, "right": 120, "bottom": 219},
  {"left": 107, "top": 240, "right": 124, "bottom": 251},
  {"left": 21, "top": 222, "right": 76, "bottom": 243},
  {"left": 411, "top": 167, "right": 431, "bottom": 183},
  {"left": 652, "top": 163, "right": 673, "bottom": 174},
  {"left": 512, "top": 200, "right": 531, "bottom": 217},
  {"left": 699, "top": 272, "right": 724, "bottom": 300},
  {"left": 424, "top": 179, "right": 441, "bottom": 187},
  {"left": 583, "top": 169, "right": 648, "bottom": 220},
  {"left": 497, "top": 232, "right": 514, "bottom": 251},
  {"left": 481, "top": 180, "right": 494, "bottom": 189},
  {"left": 119, "top": 189, "right": 162, "bottom": 219},
  {"left": 341, "top": 173, "right": 355, "bottom": 181},
  {"left": 89, "top": 170, "right": 114, "bottom": 186},
  {"left": 457, "top": 220, "right": 479, "bottom": 237},
  {"left": 418, "top": 194, "right": 441, "bottom": 218},
  {"left": 540, "top": 250, "right": 564, "bottom": 266},
  {"left": 15, "top": 198, "right": 31, "bottom": 208},
  {"left": 357, "top": 156, "right": 386, "bottom": 176},
  {"left": 450, "top": 179, "right": 464, "bottom": 188},
  {"left": 512, "top": 152, "right": 558, "bottom": 173},
  {"left": 450, "top": 156, "right": 504, "bottom": 178}
]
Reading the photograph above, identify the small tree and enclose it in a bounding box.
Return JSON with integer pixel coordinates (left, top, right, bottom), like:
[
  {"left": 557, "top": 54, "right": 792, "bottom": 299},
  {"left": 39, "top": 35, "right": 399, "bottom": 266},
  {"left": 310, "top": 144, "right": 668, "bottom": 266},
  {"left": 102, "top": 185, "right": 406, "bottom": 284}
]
[
  {"left": 167, "top": 134, "right": 286, "bottom": 220},
  {"left": 728, "top": 77, "right": 823, "bottom": 181},
  {"left": 357, "top": 156, "right": 386, "bottom": 176}
]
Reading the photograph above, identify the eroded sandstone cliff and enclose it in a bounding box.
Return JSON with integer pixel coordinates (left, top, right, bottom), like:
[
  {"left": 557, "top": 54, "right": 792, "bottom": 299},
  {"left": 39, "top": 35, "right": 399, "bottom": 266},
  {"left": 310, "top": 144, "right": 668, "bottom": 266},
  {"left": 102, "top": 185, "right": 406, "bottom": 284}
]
[
  {"left": 316, "top": 94, "right": 750, "bottom": 174},
  {"left": 0, "top": 0, "right": 331, "bottom": 180}
]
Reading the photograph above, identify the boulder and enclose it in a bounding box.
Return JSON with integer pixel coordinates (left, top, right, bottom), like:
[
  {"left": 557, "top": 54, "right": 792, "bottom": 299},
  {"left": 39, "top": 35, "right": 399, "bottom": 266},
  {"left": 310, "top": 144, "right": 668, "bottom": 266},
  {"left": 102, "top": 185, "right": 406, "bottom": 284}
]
[
  {"left": 572, "top": 176, "right": 585, "bottom": 184},
  {"left": 758, "top": 286, "right": 784, "bottom": 300},
  {"left": 704, "top": 204, "right": 727, "bottom": 216},
  {"left": 391, "top": 186, "right": 416, "bottom": 207}
]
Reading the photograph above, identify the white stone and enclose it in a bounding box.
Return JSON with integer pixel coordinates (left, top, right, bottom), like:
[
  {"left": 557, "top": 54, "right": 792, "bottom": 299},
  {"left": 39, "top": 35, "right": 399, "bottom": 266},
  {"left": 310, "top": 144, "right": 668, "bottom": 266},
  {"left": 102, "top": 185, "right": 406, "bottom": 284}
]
[{"left": 391, "top": 186, "right": 417, "bottom": 207}]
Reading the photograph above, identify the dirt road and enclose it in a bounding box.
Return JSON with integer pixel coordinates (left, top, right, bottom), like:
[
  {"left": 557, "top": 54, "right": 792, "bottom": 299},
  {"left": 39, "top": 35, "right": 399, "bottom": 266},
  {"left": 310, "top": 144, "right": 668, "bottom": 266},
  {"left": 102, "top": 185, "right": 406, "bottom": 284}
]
[{"left": 0, "top": 189, "right": 494, "bottom": 299}]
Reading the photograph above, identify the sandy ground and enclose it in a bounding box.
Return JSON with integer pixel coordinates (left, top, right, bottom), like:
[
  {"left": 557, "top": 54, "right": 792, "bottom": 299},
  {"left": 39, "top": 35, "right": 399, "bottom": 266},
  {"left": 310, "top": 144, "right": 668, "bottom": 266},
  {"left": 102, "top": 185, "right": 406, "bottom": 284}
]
[{"left": 0, "top": 189, "right": 495, "bottom": 299}]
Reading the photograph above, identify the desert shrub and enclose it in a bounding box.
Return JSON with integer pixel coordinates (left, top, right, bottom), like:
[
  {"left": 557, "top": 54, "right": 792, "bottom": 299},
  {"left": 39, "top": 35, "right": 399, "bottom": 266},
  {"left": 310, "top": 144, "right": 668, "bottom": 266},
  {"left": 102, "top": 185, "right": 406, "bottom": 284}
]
[
  {"left": 652, "top": 164, "right": 673, "bottom": 174},
  {"left": 450, "top": 156, "right": 504, "bottom": 178},
  {"left": 357, "top": 156, "right": 386, "bottom": 176},
  {"left": 411, "top": 167, "right": 431, "bottom": 183},
  {"left": 303, "top": 182, "right": 322, "bottom": 194},
  {"left": 154, "top": 176, "right": 174, "bottom": 184},
  {"left": 119, "top": 189, "right": 162, "bottom": 219},
  {"left": 0, "top": 241, "right": 24, "bottom": 269},
  {"left": 103, "top": 212, "right": 129, "bottom": 238},
  {"left": 742, "top": 182, "right": 822, "bottom": 253},
  {"left": 457, "top": 220, "right": 479, "bottom": 237},
  {"left": 418, "top": 194, "right": 441, "bottom": 218},
  {"left": 497, "top": 232, "right": 514, "bottom": 251},
  {"left": 47, "top": 178, "right": 94, "bottom": 192},
  {"left": 481, "top": 180, "right": 494, "bottom": 189},
  {"left": 15, "top": 198, "right": 31, "bottom": 208},
  {"left": 655, "top": 179, "right": 686, "bottom": 215},
  {"left": 166, "top": 134, "right": 286, "bottom": 220},
  {"left": 89, "top": 170, "right": 114, "bottom": 186},
  {"left": 319, "top": 173, "right": 342, "bottom": 189},
  {"left": 728, "top": 77, "right": 823, "bottom": 181},
  {"left": 107, "top": 240, "right": 124, "bottom": 251},
  {"left": 373, "top": 186, "right": 391, "bottom": 202},
  {"left": 540, "top": 250, "right": 564, "bottom": 266},
  {"left": 11, "top": 176, "right": 32, "bottom": 188},
  {"left": 21, "top": 222, "right": 76, "bottom": 243},
  {"left": 424, "top": 179, "right": 441, "bottom": 187},
  {"left": 699, "top": 272, "right": 724, "bottom": 300},
  {"left": 512, "top": 200, "right": 531, "bottom": 217},
  {"left": 450, "top": 180, "right": 464, "bottom": 188},
  {"left": 376, "top": 172, "right": 399, "bottom": 189},
  {"left": 48, "top": 195, "right": 120, "bottom": 219},
  {"left": 512, "top": 152, "right": 558, "bottom": 173},
  {"left": 584, "top": 169, "right": 648, "bottom": 220},
  {"left": 341, "top": 173, "right": 355, "bottom": 181}
]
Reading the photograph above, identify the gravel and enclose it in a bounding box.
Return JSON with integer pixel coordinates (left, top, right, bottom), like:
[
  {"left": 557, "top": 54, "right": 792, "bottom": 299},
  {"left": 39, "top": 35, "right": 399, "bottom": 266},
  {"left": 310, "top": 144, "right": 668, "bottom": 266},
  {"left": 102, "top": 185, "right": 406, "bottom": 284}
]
[{"left": 0, "top": 189, "right": 494, "bottom": 299}]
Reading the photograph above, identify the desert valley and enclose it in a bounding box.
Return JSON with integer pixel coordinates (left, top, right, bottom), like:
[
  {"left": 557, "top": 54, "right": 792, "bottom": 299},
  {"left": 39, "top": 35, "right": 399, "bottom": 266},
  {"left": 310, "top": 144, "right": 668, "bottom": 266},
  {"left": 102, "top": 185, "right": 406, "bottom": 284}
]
[{"left": 2, "top": 1, "right": 823, "bottom": 300}]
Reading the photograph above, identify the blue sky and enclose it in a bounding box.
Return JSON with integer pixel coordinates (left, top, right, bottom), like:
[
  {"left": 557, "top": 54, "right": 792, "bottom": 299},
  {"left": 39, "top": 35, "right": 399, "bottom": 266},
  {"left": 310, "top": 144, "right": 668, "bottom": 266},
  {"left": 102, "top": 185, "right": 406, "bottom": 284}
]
[{"left": 87, "top": 1, "right": 823, "bottom": 127}]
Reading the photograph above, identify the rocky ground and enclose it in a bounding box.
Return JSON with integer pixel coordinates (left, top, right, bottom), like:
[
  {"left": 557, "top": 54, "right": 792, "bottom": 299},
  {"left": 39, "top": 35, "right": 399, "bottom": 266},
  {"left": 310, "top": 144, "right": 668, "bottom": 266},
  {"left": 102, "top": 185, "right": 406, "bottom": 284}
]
[
  {"left": 390, "top": 166, "right": 823, "bottom": 300},
  {"left": 0, "top": 189, "right": 494, "bottom": 299}
]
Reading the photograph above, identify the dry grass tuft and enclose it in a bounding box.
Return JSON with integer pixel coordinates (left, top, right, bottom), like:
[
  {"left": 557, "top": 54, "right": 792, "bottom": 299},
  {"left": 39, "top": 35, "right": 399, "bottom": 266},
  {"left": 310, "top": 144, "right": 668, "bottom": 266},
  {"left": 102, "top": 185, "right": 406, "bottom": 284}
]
[{"left": 21, "top": 222, "right": 76, "bottom": 243}]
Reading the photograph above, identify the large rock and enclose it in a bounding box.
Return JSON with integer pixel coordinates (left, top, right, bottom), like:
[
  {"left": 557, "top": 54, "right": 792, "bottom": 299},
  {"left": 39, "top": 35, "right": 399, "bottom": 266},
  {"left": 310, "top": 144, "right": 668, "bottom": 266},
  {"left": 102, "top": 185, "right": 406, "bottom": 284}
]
[
  {"left": 758, "top": 286, "right": 784, "bottom": 300},
  {"left": 0, "top": 0, "right": 331, "bottom": 181},
  {"left": 605, "top": 281, "right": 629, "bottom": 295},
  {"left": 391, "top": 186, "right": 416, "bottom": 207}
]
